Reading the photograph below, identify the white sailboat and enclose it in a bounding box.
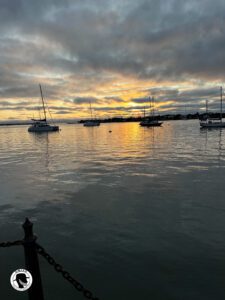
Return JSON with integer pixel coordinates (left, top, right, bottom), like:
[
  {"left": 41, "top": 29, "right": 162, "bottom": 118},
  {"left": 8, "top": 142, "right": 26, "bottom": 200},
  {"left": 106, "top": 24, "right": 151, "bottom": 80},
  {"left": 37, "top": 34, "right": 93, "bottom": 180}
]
[
  {"left": 140, "top": 97, "right": 163, "bottom": 127},
  {"left": 200, "top": 87, "right": 225, "bottom": 128},
  {"left": 28, "top": 85, "right": 59, "bottom": 132},
  {"left": 83, "top": 101, "right": 100, "bottom": 127}
]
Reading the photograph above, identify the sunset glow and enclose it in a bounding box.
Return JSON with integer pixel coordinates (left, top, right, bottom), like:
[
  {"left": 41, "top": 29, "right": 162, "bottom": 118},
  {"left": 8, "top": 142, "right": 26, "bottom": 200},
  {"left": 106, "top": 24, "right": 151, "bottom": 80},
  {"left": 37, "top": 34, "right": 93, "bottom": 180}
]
[{"left": 0, "top": 0, "right": 225, "bottom": 120}]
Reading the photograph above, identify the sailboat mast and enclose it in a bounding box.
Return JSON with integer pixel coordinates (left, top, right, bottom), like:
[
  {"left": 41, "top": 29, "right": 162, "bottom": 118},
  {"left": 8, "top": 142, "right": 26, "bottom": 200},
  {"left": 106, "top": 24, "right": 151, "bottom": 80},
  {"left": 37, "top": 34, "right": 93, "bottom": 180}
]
[
  {"left": 206, "top": 100, "right": 208, "bottom": 114},
  {"left": 148, "top": 97, "right": 152, "bottom": 118},
  {"left": 220, "top": 86, "right": 223, "bottom": 121},
  {"left": 39, "top": 84, "right": 47, "bottom": 121},
  {"left": 89, "top": 101, "right": 93, "bottom": 120},
  {"left": 152, "top": 97, "right": 155, "bottom": 119}
]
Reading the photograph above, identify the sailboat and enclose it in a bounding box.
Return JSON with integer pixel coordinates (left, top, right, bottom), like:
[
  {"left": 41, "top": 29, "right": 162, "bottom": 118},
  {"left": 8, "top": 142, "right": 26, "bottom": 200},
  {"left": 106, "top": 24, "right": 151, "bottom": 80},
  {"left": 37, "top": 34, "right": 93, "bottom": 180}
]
[
  {"left": 28, "top": 85, "right": 59, "bottom": 132},
  {"left": 200, "top": 87, "right": 225, "bottom": 128},
  {"left": 140, "top": 97, "right": 163, "bottom": 127},
  {"left": 83, "top": 101, "right": 100, "bottom": 127}
]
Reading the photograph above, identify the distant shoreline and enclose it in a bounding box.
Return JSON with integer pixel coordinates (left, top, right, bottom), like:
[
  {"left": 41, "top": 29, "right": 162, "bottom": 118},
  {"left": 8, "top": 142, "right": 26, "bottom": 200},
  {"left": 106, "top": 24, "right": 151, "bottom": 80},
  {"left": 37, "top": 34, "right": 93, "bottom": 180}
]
[
  {"left": 1, "top": 112, "right": 224, "bottom": 126},
  {"left": 78, "top": 112, "right": 224, "bottom": 124},
  {"left": 0, "top": 122, "right": 32, "bottom": 126}
]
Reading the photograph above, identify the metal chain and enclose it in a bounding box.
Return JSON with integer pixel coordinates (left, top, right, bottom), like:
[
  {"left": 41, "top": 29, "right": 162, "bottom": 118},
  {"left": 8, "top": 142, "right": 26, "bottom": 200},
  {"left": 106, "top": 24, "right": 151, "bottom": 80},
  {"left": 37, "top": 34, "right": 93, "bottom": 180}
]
[
  {"left": 0, "top": 240, "right": 23, "bottom": 247},
  {"left": 36, "top": 243, "right": 99, "bottom": 300}
]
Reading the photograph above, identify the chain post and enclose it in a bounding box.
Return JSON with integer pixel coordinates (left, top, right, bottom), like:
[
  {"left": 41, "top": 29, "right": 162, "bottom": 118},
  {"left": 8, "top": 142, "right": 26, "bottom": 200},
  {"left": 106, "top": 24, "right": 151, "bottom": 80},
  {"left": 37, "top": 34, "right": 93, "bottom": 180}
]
[
  {"left": 23, "top": 218, "right": 45, "bottom": 300},
  {"left": 0, "top": 218, "right": 99, "bottom": 299}
]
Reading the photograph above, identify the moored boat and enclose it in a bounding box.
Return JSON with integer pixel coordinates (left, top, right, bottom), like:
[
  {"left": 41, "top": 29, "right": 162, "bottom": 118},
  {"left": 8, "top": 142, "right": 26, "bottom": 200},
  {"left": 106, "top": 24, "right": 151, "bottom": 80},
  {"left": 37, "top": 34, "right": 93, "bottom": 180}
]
[
  {"left": 28, "top": 85, "right": 59, "bottom": 133},
  {"left": 140, "top": 97, "right": 163, "bottom": 127},
  {"left": 200, "top": 118, "right": 225, "bottom": 128},
  {"left": 140, "top": 119, "right": 163, "bottom": 127},
  {"left": 83, "top": 101, "right": 100, "bottom": 127},
  {"left": 28, "top": 120, "right": 59, "bottom": 132},
  {"left": 200, "top": 87, "right": 225, "bottom": 128},
  {"left": 83, "top": 120, "right": 100, "bottom": 127}
]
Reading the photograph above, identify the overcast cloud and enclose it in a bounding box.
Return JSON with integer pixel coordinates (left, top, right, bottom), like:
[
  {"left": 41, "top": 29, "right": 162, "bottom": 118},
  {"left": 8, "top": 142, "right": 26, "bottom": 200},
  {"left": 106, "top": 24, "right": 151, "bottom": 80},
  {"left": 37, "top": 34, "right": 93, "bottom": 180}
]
[{"left": 0, "top": 0, "right": 225, "bottom": 118}]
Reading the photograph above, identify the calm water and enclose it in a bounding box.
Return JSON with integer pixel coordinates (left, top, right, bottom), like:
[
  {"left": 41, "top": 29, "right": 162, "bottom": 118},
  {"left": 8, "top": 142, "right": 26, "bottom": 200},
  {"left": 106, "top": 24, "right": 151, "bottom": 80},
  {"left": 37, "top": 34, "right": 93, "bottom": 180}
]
[{"left": 1, "top": 120, "right": 225, "bottom": 300}]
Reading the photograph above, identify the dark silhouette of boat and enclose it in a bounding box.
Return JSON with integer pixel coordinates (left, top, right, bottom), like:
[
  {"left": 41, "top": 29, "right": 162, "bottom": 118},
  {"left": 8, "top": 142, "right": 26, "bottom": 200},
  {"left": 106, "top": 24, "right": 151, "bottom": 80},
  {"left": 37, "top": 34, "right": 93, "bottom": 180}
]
[
  {"left": 28, "top": 85, "right": 59, "bottom": 132},
  {"left": 83, "top": 101, "right": 100, "bottom": 127},
  {"left": 140, "top": 97, "right": 163, "bottom": 127},
  {"left": 200, "top": 87, "right": 225, "bottom": 128}
]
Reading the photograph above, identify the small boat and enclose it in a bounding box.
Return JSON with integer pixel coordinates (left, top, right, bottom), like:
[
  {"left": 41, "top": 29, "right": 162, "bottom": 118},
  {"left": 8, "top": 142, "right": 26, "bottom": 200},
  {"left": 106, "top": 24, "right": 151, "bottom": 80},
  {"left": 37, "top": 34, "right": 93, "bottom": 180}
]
[
  {"left": 200, "top": 118, "right": 225, "bottom": 128},
  {"left": 28, "top": 120, "right": 59, "bottom": 132},
  {"left": 83, "top": 120, "right": 100, "bottom": 127},
  {"left": 200, "top": 87, "right": 225, "bottom": 128},
  {"left": 83, "top": 101, "right": 100, "bottom": 127},
  {"left": 140, "top": 97, "right": 163, "bottom": 127},
  {"left": 28, "top": 85, "right": 59, "bottom": 132},
  {"left": 140, "top": 119, "right": 163, "bottom": 127}
]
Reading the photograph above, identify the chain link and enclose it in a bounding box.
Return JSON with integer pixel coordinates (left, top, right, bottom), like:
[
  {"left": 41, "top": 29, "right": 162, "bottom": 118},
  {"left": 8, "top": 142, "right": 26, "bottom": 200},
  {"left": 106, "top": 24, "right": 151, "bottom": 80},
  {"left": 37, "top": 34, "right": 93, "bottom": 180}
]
[
  {"left": 36, "top": 243, "right": 99, "bottom": 300},
  {"left": 0, "top": 240, "right": 23, "bottom": 247},
  {"left": 0, "top": 239, "right": 99, "bottom": 299}
]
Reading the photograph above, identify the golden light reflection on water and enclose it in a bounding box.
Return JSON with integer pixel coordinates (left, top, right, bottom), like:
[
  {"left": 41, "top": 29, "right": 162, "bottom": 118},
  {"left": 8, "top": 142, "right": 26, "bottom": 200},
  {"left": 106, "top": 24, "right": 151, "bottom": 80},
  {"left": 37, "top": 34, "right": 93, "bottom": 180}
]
[
  {"left": 1, "top": 120, "right": 225, "bottom": 194},
  {"left": 106, "top": 122, "right": 174, "bottom": 160},
  {"left": 1, "top": 120, "right": 225, "bottom": 247}
]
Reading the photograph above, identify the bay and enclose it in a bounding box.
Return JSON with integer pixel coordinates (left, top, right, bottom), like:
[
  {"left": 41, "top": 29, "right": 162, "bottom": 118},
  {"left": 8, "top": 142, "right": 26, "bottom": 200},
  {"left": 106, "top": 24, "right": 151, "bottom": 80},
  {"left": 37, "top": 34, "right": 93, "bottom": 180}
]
[{"left": 1, "top": 120, "right": 225, "bottom": 300}]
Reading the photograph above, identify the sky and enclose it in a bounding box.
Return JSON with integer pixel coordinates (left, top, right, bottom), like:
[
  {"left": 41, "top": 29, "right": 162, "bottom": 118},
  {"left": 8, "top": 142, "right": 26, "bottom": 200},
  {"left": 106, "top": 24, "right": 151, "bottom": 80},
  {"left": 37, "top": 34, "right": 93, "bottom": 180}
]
[{"left": 0, "top": 0, "right": 225, "bottom": 120}]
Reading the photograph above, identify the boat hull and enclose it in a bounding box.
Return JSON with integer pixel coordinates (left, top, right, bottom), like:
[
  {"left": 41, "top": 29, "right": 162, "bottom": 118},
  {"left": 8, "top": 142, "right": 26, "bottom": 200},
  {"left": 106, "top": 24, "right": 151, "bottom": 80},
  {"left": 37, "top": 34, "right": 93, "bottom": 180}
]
[
  {"left": 28, "top": 125, "right": 59, "bottom": 132},
  {"left": 83, "top": 121, "right": 100, "bottom": 127},
  {"left": 200, "top": 122, "right": 225, "bottom": 128},
  {"left": 140, "top": 121, "right": 163, "bottom": 127}
]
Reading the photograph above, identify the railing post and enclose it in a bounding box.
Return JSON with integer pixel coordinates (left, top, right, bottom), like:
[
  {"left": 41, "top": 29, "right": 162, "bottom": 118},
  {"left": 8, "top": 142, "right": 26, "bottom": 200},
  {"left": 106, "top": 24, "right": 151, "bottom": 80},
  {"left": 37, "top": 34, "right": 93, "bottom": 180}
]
[{"left": 23, "top": 218, "right": 45, "bottom": 300}]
